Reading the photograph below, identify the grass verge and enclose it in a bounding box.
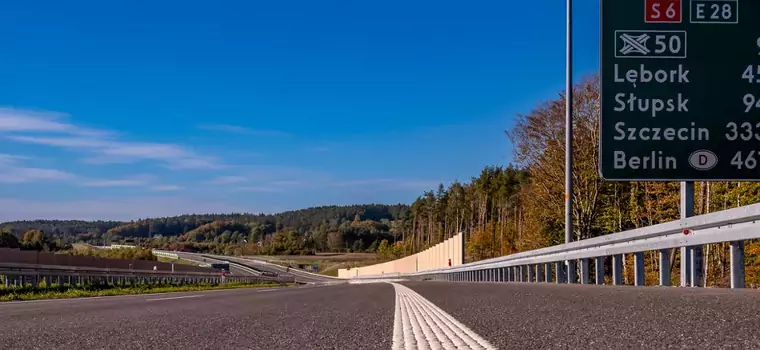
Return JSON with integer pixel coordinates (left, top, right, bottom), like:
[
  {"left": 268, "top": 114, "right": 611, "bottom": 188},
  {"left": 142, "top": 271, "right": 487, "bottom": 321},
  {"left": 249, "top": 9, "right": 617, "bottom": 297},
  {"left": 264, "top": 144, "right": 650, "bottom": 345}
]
[{"left": 0, "top": 281, "right": 291, "bottom": 302}]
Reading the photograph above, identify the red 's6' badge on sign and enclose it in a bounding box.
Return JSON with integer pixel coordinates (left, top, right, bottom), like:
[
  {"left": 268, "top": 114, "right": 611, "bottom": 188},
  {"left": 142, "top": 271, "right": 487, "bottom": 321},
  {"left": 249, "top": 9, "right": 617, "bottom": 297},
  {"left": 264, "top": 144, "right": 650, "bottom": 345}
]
[{"left": 645, "top": 0, "right": 682, "bottom": 23}]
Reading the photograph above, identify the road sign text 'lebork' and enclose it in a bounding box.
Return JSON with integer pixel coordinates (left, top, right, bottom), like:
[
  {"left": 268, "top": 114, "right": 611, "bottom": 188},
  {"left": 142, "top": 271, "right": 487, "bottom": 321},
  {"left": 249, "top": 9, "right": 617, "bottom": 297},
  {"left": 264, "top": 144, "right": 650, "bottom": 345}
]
[{"left": 601, "top": 0, "right": 760, "bottom": 181}]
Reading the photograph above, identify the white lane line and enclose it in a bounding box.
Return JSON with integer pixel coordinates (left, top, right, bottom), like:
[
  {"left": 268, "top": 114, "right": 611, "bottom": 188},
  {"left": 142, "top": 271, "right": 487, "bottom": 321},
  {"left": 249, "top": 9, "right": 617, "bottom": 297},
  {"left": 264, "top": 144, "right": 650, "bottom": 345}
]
[
  {"left": 0, "top": 287, "right": 250, "bottom": 306},
  {"left": 145, "top": 295, "right": 203, "bottom": 301},
  {"left": 389, "top": 282, "right": 497, "bottom": 350}
]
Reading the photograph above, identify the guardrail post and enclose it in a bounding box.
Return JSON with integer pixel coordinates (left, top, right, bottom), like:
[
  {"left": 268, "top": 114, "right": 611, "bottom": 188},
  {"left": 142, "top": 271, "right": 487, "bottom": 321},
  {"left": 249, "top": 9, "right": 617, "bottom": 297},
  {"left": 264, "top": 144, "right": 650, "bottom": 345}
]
[
  {"left": 612, "top": 254, "right": 624, "bottom": 285},
  {"left": 535, "top": 264, "right": 542, "bottom": 283},
  {"left": 634, "top": 252, "right": 645, "bottom": 286},
  {"left": 567, "top": 260, "right": 577, "bottom": 284},
  {"left": 527, "top": 264, "right": 534, "bottom": 282},
  {"left": 516, "top": 265, "right": 523, "bottom": 282},
  {"left": 659, "top": 249, "right": 671, "bottom": 286},
  {"left": 595, "top": 257, "right": 604, "bottom": 285},
  {"left": 555, "top": 261, "right": 565, "bottom": 284},
  {"left": 544, "top": 263, "right": 552, "bottom": 283},
  {"left": 730, "top": 240, "right": 745, "bottom": 289},
  {"left": 681, "top": 247, "right": 692, "bottom": 287},
  {"left": 690, "top": 246, "right": 704, "bottom": 288},
  {"left": 580, "top": 258, "right": 590, "bottom": 284}
]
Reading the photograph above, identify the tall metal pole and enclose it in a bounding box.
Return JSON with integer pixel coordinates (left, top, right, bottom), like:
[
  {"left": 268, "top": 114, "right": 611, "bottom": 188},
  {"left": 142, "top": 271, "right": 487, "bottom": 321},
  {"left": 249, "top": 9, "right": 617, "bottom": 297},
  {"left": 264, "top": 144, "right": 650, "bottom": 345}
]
[
  {"left": 565, "top": 0, "right": 576, "bottom": 284},
  {"left": 680, "top": 182, "right": 693, "bottom": 287}
]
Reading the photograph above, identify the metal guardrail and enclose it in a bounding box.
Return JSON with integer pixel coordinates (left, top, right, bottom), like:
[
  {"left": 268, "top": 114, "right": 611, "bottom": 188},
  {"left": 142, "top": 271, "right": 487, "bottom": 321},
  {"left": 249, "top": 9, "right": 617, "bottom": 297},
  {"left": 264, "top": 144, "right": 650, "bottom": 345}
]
[
  {"left": 0, "top": 262, "right": 294, "bottom": 288},
  {"left": 353, "top": 202, "right": 760, "bottom": 289}
]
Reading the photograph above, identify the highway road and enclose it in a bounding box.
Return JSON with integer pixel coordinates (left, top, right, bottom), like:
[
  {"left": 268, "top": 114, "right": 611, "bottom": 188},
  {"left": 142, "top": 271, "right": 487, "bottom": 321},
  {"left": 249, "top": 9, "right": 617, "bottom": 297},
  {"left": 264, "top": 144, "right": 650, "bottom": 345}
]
[
  {"left": 2, "top": 281, "right": 759, "bottom": 349},
  {"left": 173, "top": 252, "right": 261, "bottom": 277},
  {"left": 220, "top": 255, "right": 338, "bottom": 284}
]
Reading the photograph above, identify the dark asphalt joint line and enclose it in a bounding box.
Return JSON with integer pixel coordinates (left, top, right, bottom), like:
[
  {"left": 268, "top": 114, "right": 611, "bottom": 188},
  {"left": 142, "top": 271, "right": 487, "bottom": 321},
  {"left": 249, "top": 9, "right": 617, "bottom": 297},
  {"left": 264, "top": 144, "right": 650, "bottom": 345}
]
[{"left": 145, "top": 295, "right": 203, "bottom": 302}]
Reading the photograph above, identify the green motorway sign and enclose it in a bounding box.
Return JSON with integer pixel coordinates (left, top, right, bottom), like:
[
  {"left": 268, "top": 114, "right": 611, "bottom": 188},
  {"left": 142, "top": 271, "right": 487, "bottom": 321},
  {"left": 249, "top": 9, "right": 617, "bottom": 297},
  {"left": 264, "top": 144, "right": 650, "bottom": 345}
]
[{"left": 600, "top": 0, "right": 760, "bottom": 181}]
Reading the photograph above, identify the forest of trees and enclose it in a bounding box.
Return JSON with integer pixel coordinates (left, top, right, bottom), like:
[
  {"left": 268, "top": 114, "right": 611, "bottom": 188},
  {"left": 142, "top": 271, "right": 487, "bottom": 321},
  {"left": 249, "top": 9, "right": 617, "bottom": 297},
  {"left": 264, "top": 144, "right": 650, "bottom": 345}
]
[
  {"left": 3, "top": 75, "right": 760, "bottom": 286},
  {"left": 397, "top": 76, "right": 760, "bottom": 287},
  {"left": 0, "top": 205, "right": 409, "bottom": 256}
]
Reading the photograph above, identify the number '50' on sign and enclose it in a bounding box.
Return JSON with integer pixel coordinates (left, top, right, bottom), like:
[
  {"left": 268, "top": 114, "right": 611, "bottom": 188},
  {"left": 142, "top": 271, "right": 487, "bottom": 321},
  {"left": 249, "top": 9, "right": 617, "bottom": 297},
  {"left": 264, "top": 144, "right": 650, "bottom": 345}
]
[{"left": 645, "top": 0, "right": 682, "bottom": 23}]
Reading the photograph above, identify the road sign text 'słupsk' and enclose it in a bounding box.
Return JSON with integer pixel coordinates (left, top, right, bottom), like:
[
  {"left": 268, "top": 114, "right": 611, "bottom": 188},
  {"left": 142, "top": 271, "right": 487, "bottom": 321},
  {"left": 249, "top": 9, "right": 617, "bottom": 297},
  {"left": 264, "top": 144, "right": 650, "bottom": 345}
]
[{"left": 600, "top": 0, "right": 759, "bottom": 181}]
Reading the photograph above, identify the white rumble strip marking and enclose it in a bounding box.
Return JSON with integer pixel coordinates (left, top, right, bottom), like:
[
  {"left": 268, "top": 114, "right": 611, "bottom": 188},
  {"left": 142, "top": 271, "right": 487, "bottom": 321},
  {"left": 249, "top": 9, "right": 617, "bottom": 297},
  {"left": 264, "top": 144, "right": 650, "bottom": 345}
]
[{"left": 389, "top": 282, "right": 497, "bottom": 350}]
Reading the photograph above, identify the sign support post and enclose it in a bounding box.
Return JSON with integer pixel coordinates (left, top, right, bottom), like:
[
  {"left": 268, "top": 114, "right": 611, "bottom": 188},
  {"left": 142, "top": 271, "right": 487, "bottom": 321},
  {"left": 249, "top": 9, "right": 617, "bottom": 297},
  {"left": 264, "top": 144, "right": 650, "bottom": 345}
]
[
  {"left": 565, "top": 0, "right": 577, "bottom": 285},
  {"left": 680, "top": 181, "right": 693, "bottom": 287}
]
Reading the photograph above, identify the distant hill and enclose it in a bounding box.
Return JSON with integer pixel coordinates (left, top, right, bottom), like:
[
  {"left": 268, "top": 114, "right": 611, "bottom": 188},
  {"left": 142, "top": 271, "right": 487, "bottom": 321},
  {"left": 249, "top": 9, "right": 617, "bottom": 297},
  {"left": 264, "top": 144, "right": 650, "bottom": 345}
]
[{"left": 0, "top": 204, "right": 410, "bottom": 254}]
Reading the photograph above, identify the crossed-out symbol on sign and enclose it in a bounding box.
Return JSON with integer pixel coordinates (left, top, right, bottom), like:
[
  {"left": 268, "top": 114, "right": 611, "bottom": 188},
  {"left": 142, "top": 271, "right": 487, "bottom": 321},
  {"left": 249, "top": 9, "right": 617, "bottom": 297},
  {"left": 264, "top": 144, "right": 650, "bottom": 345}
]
[{"left": 619, "top": 33, "right": 651, "bottom": 55}]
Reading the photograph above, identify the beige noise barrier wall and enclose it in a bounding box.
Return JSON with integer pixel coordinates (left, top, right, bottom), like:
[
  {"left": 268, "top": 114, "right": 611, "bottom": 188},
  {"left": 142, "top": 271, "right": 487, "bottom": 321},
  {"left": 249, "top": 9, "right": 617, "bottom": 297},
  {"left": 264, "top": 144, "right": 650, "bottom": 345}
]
[{"left": 338, "top": 232, "right": 464, "bottom": 278}]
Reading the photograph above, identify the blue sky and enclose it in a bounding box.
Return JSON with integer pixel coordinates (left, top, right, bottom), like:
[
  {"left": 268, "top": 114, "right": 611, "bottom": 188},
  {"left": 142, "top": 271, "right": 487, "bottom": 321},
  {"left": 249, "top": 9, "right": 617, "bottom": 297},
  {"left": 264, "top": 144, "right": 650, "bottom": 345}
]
[{"left": 0, "top": 0, "right": 600, "bottom": 221}]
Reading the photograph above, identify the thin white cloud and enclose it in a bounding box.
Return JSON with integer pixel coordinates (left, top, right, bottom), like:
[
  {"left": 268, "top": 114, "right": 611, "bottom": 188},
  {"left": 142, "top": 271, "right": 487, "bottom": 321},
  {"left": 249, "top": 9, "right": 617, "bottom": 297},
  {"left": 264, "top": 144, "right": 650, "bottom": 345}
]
[
  {"left": 151, "top": 185, "right": 184, "bottom": 191},
  {"left": 81, "top": 179, "right": 145, "bottom": 187},
  {"left": 0, "top": 107, "right": 109, "bottom": 136},
  {"left": 79, "top": 174, "right": 157, "bottom": 188},
  {"left": 0, "top": 153, "right": 31, "bottom": 163},
  {"left": 197, "top": 123, "right": 290, "bottom": 137},
  {"left": 206, "top": 175, "right": 248, "bottom": 185},
  {"left": 0, "top": 166, "right": 74, "bottom": 184},
  {"left": 269, "top": 180, "right": 304, "bottom": 186},
  {"left": 0, "top": 152, "right": 173, "bottom": 189},
  {"left": 0, "top": 153, "right": 74, "bottom": 184},
  {"left": 1, "top": 108, "right": 223, "bottom": 170},
  {"left": 237, "top": 186, "right": 283, "bottom": 192},
  {"left": 0, "top": 197, "right": 246, "bottom": 222}
]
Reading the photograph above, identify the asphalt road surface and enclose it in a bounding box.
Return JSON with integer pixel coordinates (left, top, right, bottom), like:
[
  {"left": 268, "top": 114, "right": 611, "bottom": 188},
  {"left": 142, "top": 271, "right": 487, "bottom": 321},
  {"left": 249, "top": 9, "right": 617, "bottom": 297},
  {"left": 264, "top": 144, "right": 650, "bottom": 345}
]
[{"left": 3, "top": 281, "right": 760, "bottom": 349}]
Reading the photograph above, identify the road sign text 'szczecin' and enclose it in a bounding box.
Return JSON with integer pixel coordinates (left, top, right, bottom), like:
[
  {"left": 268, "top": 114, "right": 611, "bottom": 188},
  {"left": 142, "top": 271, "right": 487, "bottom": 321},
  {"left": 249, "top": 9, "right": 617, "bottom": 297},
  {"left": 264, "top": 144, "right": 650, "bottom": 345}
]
[{"left": 600, "top": 0, "right": 760, "bottom": 181}]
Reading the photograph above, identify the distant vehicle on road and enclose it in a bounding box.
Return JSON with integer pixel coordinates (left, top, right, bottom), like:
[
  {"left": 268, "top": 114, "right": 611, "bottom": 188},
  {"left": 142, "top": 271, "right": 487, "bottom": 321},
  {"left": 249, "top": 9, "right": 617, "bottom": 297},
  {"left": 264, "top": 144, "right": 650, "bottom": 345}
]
[
  {"left": 209, "top": 263, "right": 230, "bottom": 272},
  {"left": 261, "top": 271, "right": 278, "bottom": 277}
]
